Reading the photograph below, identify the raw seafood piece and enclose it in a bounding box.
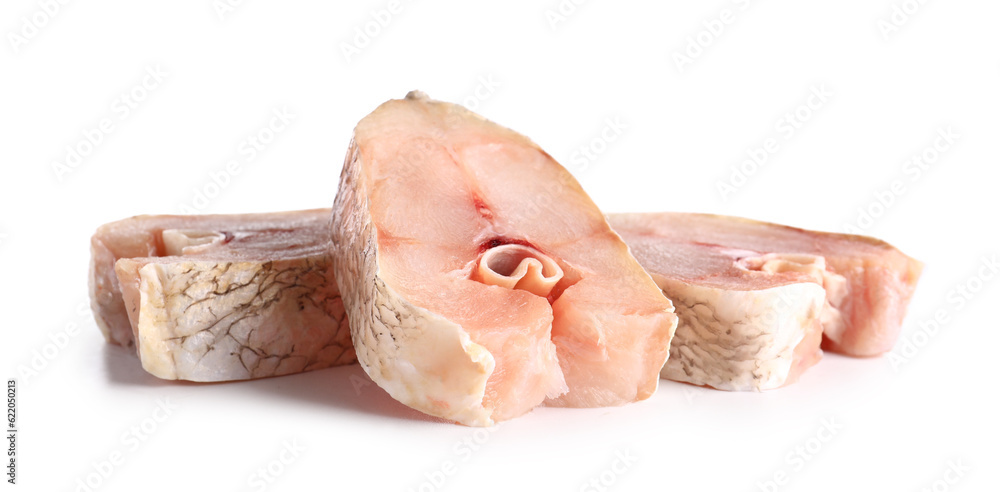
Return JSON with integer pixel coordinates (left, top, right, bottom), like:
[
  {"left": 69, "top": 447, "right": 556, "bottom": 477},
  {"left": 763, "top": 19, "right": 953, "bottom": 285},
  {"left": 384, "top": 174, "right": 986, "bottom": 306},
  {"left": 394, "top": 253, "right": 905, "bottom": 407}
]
[
  {"left": 89, "top": 209, "right": 354, "bottom": 381},
  {"left": 331, "top": 92, "right": 677, "bottom": 426},
  {"left": 609, "top": 213, "right": 923, "bottom": 365},
  {"left": 610, "top": 226, "right": 827, "bottom": 391}
]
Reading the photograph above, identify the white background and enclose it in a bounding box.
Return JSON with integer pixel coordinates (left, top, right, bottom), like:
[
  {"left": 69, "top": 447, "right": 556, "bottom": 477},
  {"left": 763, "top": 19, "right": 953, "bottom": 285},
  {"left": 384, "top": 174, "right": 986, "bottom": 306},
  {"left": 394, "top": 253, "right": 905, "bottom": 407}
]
[{"left": 2, "top": 1, "right": 998, "bottom": 491}]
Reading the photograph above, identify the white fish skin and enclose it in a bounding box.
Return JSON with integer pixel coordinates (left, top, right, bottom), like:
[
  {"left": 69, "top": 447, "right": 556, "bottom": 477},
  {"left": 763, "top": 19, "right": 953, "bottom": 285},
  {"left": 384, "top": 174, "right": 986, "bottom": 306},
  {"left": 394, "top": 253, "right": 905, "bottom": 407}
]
[
  {"left": 331, "top": 139, "right": 500, "bottom": 426},
  {"left": 610, "top": 212, "right": 923, "bottom": 365},
  {"left": 331, "top": 92, "right": 677, "bottom": 426},
  {"left": 89, "top": 209, "right": 354, "bottom": 382},
  {"left": 654, "top": 275, "right": 825, "bottom": 391}
]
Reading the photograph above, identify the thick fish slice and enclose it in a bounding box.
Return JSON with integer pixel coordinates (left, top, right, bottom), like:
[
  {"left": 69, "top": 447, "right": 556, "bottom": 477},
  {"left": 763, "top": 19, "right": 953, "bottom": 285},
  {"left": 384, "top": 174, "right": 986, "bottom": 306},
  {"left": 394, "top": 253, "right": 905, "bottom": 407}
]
[
  {"left": 89, "top": 209, "right": 354, "bottom": 381},
  {"left": 331, "top": 92, "right": 677, "bottom": 426},
  {"left": 609, "top": 213, "right": 923, "bottom": 365},
  {"left": 610, "top": 222, "right": 826, "bottom": 390}
]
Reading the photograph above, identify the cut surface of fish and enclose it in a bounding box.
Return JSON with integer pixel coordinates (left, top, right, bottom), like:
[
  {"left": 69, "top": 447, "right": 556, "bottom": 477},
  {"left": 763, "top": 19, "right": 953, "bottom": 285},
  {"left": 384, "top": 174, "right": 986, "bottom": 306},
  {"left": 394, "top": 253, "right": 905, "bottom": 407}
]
[
  {"left": 610, "top": 212, "right": 923, "bottom": 362},
  {"left": 619, "top": 238, "right": 827, "bottom": 391},
  {"left": 89, "top": 209, "right": 354, "bottom": 381},
  {"left": 331, "top": 92, "right": 677, "bottom": 426}
]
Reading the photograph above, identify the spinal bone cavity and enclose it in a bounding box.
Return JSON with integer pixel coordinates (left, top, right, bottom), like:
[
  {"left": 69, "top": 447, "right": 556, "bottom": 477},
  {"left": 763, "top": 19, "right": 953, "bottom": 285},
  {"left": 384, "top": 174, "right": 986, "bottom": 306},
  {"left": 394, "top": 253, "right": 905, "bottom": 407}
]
[{"left": 474, "top": 244, "right": 564, "bottom": 298}]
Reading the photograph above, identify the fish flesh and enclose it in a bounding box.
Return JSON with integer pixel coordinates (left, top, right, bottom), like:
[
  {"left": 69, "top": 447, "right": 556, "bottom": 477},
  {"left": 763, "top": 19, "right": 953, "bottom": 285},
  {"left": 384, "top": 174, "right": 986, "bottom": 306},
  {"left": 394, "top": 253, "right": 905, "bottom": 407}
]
[
  {"left": 89, "top": 209, "right": 354, "bottom": 381},
  {"left": 331, "top": 92, "right": 678, "bottom": 425},
  {"left": 610, "top": 217, "right": 825, "bottom": 390},
  {"left": 89, "top": 207, "right": 919, "bottom": 394},
  {"left": 610, "top": 212, "right": 923, "bottom": 391}
]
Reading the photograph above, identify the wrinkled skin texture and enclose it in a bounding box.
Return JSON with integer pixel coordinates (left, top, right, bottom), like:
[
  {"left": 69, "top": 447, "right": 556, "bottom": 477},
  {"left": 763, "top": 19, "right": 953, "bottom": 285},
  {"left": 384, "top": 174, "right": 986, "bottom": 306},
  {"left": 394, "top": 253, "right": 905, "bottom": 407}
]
[
  {"left": 610, "top": 212, "right": 923, "bottom": 358},
  {"left": 652, "top": 276, "right": 825, "bottom": 391},
  {"left": 331, "top": 92, "right": 677, "bottom": 426},
  {"left": 89, "top": 210, "right": 355, "bottom": 382}
]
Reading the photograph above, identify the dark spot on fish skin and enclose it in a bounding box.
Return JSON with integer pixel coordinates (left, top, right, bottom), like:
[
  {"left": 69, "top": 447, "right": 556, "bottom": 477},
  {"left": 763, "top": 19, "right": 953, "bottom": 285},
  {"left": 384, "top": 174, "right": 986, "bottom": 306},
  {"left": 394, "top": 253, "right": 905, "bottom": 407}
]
[{"left": 478, "top": 236, "right": 536, "bottom": 254}]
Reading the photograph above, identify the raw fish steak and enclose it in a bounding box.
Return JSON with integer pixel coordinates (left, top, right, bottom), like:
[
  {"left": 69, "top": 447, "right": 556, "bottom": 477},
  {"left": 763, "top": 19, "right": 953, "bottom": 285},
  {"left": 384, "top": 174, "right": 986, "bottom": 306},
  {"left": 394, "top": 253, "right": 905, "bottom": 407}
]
[
  {"left": 89, "top": 209, "right": 354, "bottom": 381},
  {"left": 610, "top": 213, "right": 922, "bottom": 373},
  {"left": 331, "top": 92, "right": 678, "bottom": 425},
  {"left": 611, "top": 221, "right": 826, "bottom": 390}
]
